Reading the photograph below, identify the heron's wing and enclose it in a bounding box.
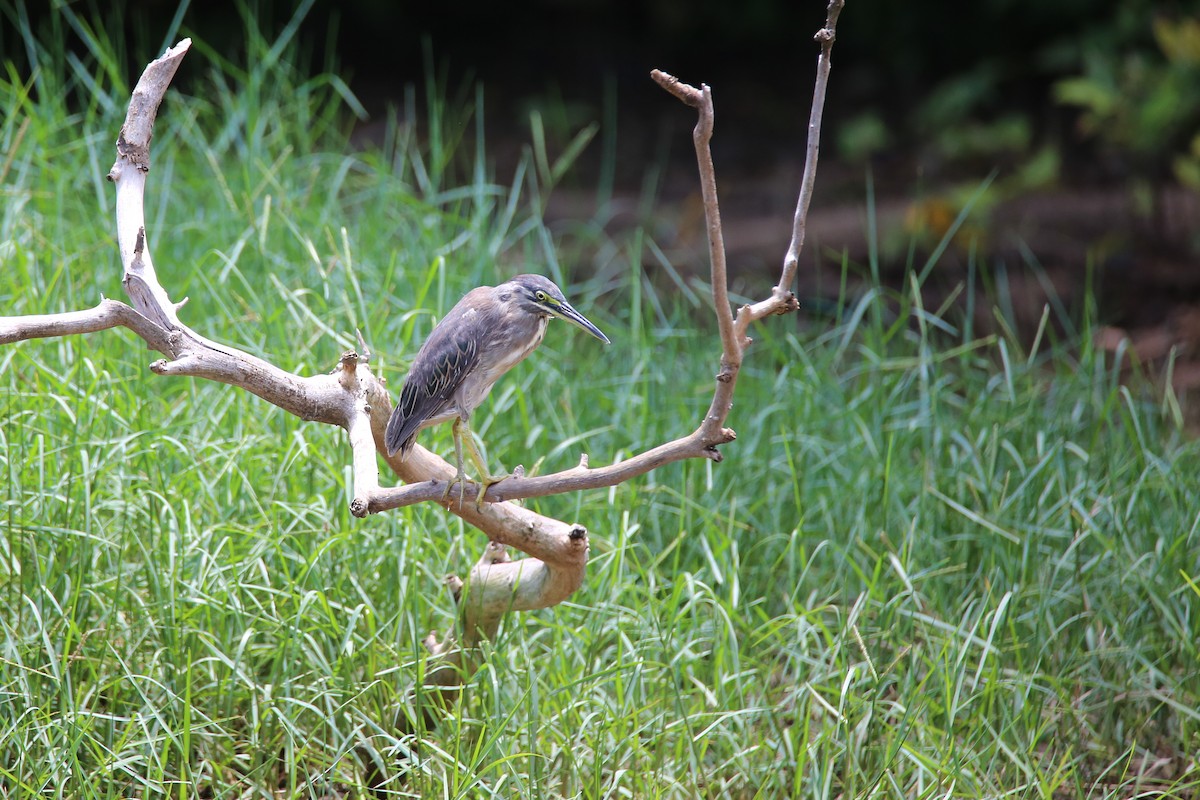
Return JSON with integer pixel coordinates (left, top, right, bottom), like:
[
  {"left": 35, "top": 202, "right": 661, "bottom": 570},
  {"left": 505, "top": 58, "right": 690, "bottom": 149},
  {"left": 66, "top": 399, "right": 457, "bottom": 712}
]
[{"left": 384, "top": 321, "right": 481, "bottom": 456}]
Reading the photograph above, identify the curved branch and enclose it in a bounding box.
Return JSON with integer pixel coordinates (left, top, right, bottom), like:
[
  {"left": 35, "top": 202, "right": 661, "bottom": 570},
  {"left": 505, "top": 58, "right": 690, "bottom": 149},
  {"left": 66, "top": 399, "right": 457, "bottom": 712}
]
[
  {"left": 366, "top": 425, "right": 733, "bottom": 511},
  {"left": 369, "top": 4, "right": 847, "bottom": 516},
  {"left": 639, "top": 2, "right": 842, "bottom": 480},
  {"left": 0, "top": 40, "right": 590, "bottom": 714},
  {"left": 109, "top": 40, "right": 189, "bottom": 331},
  {"left": 0, "top": 298, "right": 170, "bottom": 347},
  {"left": 2, "top": 7, "right": 848, "bottom": 739}
]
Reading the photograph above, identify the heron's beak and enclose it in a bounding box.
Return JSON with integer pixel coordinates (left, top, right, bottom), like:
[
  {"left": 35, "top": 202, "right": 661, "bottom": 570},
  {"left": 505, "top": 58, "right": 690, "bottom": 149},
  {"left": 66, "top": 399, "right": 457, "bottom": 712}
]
[{"left": 554, "top": 302, "right": 611, "bottom": 345}]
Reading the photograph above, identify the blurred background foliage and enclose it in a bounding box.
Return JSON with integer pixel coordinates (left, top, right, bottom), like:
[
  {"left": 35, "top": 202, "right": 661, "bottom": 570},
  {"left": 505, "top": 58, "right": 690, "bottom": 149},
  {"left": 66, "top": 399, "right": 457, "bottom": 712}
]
[
  {"left": 3, "top": 0, "right": 1199, "bottom": 349},
  {"left": 6, "top": 0, "right": 1197, "bottom": 188},
  {"left": 1054, "top": 13, "right": 1200, "bottom": 192}
]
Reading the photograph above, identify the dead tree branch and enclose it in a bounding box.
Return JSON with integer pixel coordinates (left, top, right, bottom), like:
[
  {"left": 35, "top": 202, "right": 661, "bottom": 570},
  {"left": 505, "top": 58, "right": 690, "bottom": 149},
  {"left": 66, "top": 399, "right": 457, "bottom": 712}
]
[
  {"left": 0, "top": 39, "right": 586, "bottom": 712},
  {"left": 365, "top": 1, "right": 847, "bottom": 513},
  {"left": 0, "top": 0, "right": 844, "bottom": 743},
  {"left": 781, "top": 0, "right": 845, "bottom": 298}
]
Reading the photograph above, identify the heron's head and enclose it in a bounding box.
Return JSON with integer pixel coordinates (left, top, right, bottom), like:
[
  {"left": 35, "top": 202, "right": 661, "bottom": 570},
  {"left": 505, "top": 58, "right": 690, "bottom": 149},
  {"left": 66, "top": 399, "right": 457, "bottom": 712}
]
[{"left": 507, "top": 274, "right": 610, "bottom": 344}]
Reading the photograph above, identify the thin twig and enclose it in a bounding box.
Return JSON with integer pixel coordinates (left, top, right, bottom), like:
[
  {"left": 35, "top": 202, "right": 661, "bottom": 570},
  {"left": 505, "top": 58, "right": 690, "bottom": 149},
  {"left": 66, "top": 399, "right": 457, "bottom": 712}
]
[
  {"left": 652, "top": 73, "right": 739, "bottom": 366},
  {"left": 694, "top": 84, "right": 739, "bottom": 366},
  {"left": 649, "top": 1, "right": 843, "bottom": 457},
  {"left": 779, "top": 0, "right": 845, "bottom": 297}
]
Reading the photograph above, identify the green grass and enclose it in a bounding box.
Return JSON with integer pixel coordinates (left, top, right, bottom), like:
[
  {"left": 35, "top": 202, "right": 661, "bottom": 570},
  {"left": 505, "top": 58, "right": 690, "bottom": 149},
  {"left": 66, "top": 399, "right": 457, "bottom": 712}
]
[{"left": 3, "top": 8, "right": 1200, "bottom": 800}]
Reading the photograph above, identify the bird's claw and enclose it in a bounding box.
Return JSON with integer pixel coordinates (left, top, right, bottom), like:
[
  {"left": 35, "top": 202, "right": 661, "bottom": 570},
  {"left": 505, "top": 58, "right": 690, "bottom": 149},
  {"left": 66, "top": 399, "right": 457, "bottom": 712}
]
[
  {"left": 440, "top": 472, "right": 468, "bottom": 505},
  {"left": 439, "top": 470, "right": 510, "bottom": 510},
  {"left": 473, "top": 472, "right": 510, "bottom": 509}
]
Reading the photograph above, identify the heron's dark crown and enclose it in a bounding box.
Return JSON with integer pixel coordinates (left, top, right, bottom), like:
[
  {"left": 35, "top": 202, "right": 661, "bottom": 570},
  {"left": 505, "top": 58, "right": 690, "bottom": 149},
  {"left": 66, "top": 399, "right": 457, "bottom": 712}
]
[{"left": 505, "top": 274, "right": 568, "bottom": 315}]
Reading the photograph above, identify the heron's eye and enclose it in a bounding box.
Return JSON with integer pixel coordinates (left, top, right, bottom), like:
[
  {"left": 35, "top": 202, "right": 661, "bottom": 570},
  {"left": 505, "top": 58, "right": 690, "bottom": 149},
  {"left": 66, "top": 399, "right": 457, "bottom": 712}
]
[{"left": 534, "top": 290, "right": 549, "bottom": 302}]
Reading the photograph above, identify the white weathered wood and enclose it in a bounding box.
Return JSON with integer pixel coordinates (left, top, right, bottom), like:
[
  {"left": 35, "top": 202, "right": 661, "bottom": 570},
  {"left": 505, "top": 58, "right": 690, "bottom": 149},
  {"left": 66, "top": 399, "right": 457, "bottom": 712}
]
[{"left": 0, "top": 2, "right": 846, "bottom": 723}]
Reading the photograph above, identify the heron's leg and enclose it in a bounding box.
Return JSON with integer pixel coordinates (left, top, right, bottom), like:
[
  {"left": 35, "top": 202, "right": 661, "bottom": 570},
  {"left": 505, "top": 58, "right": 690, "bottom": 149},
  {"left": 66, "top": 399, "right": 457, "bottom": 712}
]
[
  {"left": 458, "top": 417, "right": 510, "bottom": 506},
  {"left": 441, "top": 417, "right": 471, "bottom": 503}
]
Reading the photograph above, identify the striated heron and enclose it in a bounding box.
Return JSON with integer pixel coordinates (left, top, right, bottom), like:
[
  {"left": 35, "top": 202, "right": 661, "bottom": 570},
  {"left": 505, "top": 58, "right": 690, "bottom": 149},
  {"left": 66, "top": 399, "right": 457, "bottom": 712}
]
[{"left": 385, "top": 274, "right": 610, "bottom": 500}]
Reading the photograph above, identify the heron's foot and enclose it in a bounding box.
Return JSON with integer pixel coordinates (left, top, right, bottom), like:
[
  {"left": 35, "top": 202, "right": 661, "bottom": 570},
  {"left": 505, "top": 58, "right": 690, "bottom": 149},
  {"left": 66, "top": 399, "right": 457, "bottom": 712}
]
[
  {"left": 472, "top": 470, "right": 511, "bottom": 508},
  {"left": 438, "top": 469, "right": 509, "bottom": 509},
  {"left": 439, "top": 466, "right": 470, "bottom": 504}
]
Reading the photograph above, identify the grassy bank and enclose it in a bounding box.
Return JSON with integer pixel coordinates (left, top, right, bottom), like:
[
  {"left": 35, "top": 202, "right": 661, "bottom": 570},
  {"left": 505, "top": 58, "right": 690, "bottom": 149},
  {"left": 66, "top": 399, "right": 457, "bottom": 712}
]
[{"left": 1, "top": 9, "right": 1198, "bottom": 799}]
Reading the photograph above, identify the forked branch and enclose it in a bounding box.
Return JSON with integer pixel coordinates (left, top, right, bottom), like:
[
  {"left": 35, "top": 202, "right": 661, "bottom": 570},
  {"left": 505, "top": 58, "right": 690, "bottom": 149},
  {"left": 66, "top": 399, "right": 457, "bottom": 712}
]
[
  {"left": 369, "top": 0, "right": 846, "bottom": 512},
  {"left": 0, "top": 39, "right": 586, "bottom": 708},
  {"left": 0, "top": 0, "right": 845, "bottom": 742}
]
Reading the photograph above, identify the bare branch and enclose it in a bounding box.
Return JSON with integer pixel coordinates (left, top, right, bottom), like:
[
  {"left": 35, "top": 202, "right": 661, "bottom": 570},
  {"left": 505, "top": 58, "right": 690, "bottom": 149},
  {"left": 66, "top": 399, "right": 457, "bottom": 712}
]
[
  {"left": 780, "top": 0, "right": 845, "bottom": 298},
  {"left": 366, "top": 426, "right": 732, "bottom": 511},
  {"left": 108, "top": 40, "right": 191, "bottom": 330},
  {"left": 0, "top": 298, "right": 170, "bottom": 348},
  {"left": 644, "top": 3, "right": 842, "bottom": 476},
  {"left": 650, "top": 72, "right": 739, "bottom": 368},
  {"left": 650, "top": 68, "right": 703, "bottom": 107},
  {"left": 0, "top": 41, "right": 593, "bottom": 709},
  {"left": 2, "top": 8, "right": 848, "bottom": 737},
  {"left": 373, "top": 3, "right": 846, "bottom": 516}
]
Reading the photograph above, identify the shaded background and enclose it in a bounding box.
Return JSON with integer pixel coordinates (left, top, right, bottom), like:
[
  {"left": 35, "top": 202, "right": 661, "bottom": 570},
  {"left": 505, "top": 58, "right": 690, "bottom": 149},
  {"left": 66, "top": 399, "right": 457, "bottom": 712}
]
[{"left": 7, "top": 0, "right": 1200, "bottom": 383}]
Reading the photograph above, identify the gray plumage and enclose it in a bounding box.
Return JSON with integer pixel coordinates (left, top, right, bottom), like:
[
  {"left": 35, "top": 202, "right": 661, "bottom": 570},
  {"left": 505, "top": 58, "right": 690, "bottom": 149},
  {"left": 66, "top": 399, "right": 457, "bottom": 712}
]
[{"left": 385, "top": 274, "right": 609, "bottom": 459}]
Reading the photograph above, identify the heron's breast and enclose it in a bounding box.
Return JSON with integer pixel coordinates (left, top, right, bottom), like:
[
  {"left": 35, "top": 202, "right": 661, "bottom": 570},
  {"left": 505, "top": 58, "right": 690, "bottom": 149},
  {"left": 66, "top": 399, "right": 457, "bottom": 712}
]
[
  {"left": 457, "top": 315, "right": 547, "bottom": 411},
  {"left": 489, "top": 314, "right": 547, "bottom": 375}
]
